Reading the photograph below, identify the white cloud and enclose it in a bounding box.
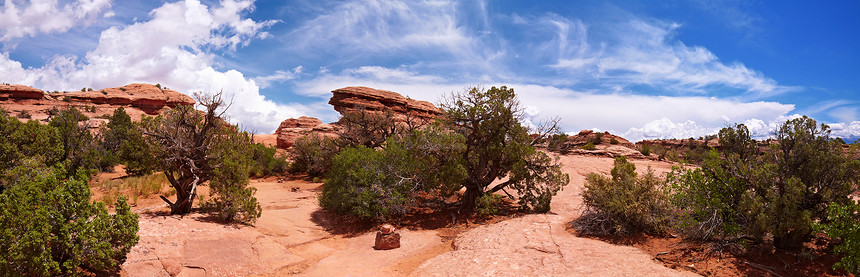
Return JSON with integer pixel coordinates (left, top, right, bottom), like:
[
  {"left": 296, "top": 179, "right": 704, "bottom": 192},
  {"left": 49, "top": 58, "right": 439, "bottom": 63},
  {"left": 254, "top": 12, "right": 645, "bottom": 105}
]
[
  {"left": 253, "top": 66, "right": 302, "bottom": 88},
  {"left": 549, "top": 19, "right": 796, "bottom": 97},
  {"left": 829, "top": 121, "right": 860, "bottom": 140},
  {"left": 0, "top": 0, "right": 112, "bottom": 41},
  {"left": 290, "top": 0, "right": 470, "bottom": 54},
  {"left": 0, "top": 0, "right": 304, "bottom": 133},
  {"left": 829, "top": 106, "right": 859, "bottom": 123},
  {"left": 295, "top": 66, "right": 798, "bottom": 142}
]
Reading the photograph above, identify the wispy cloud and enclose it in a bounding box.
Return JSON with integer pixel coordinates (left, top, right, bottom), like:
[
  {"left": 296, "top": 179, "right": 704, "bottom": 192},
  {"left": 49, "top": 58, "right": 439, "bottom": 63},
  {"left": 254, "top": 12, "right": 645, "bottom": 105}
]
[
  {"left": 253, "top": 66, "right": 302, "bottom": 88},
  {"left": 548, "top": 18, "right": 796, "bottom": 97}
]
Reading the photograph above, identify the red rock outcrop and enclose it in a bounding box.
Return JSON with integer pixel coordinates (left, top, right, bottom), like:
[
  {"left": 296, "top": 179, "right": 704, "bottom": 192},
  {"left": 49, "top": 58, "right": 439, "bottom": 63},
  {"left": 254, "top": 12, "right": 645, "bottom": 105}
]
[
  {"left": 275, "top": 87, "right": 442, "bottom": 149},
  {"left": 0, "top": 83, "right": 195, "bottom": 124},
  {"left": 59, "top": 83, "right": 194, "bottom": 114},
  {"left": 329, "top": 86, "right": 442, "bottom": 121},
  {"left": 565, "top": 130, "right": 636, "bottom": 148},
  {"left": 275, "top": 116, "right": 340, "bottom": 148},
  {"left": 0, "top": 84, "right": 44, "bottom": 99}
]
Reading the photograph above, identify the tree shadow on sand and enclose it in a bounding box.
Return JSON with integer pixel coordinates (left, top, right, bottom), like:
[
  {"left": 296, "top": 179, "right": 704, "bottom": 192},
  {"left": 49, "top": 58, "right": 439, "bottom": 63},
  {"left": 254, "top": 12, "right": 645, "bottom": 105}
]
[{"left": 310, "top": 194, "right": 525, "bottom": 238}]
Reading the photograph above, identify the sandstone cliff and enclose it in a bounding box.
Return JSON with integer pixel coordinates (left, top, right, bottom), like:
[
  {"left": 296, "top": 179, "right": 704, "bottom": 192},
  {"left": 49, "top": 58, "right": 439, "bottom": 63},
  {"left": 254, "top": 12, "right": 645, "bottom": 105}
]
[{"left": 0, "top": 83, "right": 195, "bottom": 125}]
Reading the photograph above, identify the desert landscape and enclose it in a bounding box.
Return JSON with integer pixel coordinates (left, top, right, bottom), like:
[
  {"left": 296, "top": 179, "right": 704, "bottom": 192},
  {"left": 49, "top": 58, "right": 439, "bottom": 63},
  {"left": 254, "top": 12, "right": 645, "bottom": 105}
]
[{"left": 2, "top": 83, "right": 855, "bottom": 277}]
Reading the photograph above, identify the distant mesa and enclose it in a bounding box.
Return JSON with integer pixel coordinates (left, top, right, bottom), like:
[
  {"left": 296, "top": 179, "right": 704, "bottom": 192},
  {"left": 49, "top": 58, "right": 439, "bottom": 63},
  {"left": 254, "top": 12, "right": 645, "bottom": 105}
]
[
  {"left": 1, "top": 83, "right": 195, "bottom": 125},
  {"left": 275, "top": 86, "right": 443, "bottom": 149}
]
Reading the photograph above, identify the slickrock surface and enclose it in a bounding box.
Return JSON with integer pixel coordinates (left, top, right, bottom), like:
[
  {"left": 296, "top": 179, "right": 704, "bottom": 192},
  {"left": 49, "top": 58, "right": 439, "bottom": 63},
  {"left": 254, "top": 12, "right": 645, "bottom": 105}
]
[
  {"left": 120, "top": 155, "right": 695, "bottom": 276},
  {"left": 412, "top": 155, "right": 696, "bottom": 277}
]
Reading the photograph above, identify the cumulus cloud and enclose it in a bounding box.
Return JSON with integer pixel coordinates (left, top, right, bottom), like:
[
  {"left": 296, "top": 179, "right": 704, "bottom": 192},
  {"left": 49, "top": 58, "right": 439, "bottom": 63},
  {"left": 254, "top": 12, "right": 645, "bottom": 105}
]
[
  {"left": 0, "top": 0, "right": 112, "bottom": 41},
  {"left": 0, "top": 0, "right": 303, "bottom": 133}
]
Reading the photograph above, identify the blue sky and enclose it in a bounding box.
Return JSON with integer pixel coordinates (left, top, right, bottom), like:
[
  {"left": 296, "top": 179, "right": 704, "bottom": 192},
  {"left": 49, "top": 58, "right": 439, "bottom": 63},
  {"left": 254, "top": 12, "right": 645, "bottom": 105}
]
[{"left": 1, "top": 0, "right": 859, "bottom": 141}]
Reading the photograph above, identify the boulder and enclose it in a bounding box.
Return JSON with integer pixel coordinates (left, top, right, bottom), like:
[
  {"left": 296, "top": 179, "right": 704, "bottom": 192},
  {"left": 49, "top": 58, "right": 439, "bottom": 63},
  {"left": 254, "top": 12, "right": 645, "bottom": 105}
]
[
  {"left": 374, "top": 225, "right": 401, "bottom": 250},
  {"left": 329, "top": 86, "right": 441, "bottom": 122}
]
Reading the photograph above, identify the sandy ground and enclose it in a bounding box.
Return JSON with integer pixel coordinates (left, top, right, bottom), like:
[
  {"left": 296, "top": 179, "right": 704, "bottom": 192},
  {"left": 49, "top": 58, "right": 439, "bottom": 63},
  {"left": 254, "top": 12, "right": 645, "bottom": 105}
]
[{"left": 119, "top": 155, "right": 696, "bottom": 276}]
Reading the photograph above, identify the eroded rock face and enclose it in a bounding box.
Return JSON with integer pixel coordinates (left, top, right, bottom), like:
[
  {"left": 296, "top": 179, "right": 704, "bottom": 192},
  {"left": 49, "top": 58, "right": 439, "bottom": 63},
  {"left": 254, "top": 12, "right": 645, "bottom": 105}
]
[
  {"left": 274, "top": 116, "right": 340, "bottom": 148},
  {"left": 567, "top": 130, "right": 636, "bottom": 148},
  {"left": 0, "top": 83, "right": 195, "bottom": 124},
  {"left": 329, "top": 86, "right": 441, "bottom": 121},
  {"left": 0, "top": 84, "right": 44, "bottom": 99},
  {"left": 60, "top": 83, "right": 194, "bottom": 114}
]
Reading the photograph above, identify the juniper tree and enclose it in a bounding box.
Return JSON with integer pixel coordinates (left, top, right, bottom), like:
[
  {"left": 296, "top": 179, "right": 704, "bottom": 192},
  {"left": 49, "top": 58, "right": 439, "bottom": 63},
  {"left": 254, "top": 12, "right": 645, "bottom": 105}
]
[{"left": 441, "top": 86, "right": 569, "bottom": 211}]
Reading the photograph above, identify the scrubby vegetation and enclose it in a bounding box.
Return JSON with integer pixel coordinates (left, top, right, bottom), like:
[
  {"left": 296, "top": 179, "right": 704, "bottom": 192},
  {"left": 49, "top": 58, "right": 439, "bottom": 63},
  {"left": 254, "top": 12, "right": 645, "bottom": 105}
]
[
  {"left": 818, "top": 201, "right": 860, "bottom": 274},
  {"left": 0, "top": 109, "right": 139, "bottom": 275},
  {"left": 315, "top": 86, "right": 569, "bottom": 221},
  {"left": 573, "top": 157, "right": 671, "bottom": 236},
  {"left": 289, "top": 134, "right": 340, "bottom": 177},
  {"left": 668, "top": 117, "right": 858, "bottom": 250},
  {"left": 579, "top": 115, "right": 860, "bottom": 272}
]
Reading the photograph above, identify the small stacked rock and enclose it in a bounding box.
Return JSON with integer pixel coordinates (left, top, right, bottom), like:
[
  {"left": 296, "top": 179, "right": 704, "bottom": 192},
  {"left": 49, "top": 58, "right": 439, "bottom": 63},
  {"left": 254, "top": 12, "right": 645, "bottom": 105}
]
[{"left": 374, "top": 224, "right": 401, "bottom": 250}]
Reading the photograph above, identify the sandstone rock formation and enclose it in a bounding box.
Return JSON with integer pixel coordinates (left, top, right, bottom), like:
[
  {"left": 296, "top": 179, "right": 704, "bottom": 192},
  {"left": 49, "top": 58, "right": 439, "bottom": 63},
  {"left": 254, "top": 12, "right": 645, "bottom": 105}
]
[
  {"left": 329, "top": 86, "right": 441, "bottom": 122},
  {"left": 0, "top": 83, "right": 195, "bottom": 124},
  {"left": 60, "top": 83, "right": 194, "bottom": 115},
  {"left": 275, "top": 86, "right": 442, "bottom": 149},
  {"left": 0, "top": 84, "right": 43, "bottom": 99},
  {"left": 567, "top": 130, "right": 636, "bottom": 148},
  {"left": 374, "top": 224, "right": 401, "bottom": 250},
  {"left": 274, "top": 116, "right": 340, "bottom": 148},
  {"left": 543, "top": 130, "right": 647, "bottom": 159}
]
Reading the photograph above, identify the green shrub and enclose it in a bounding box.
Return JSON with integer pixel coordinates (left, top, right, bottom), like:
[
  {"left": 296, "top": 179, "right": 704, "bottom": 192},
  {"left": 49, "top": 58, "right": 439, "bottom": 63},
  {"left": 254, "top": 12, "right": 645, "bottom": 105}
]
[
  {"left": 640, "top": 144, "right": 651, "bottom": 156},
  {"left": 202, "top": 130, "right": 261, "bottom": 224},
  {"left": 582, "top": 142, "right": 596, "bottom": 150},
  {"left": 668, "top": 119, "right": 859, "bottom": 250},
  {"left": 319, "top": 146, "right": 414, "bottom": 221},
  {"left": 609, "top": 137, "right": 619, "bottom": 145},
  {"left": 249, "top": 142, "right": 289, "bottom": 178},
  {"left": 592, "top": 132, "right": 604, "bottom": 144},
  {"left": 289, "top": 135, "right": 340, "bottom": 177},
  {"left": 573, "top": 156, "right": 671, "bottom": 236},
  {"left": 818, "top": 201, "right": 860, "bottom": 274},
  {"left": 0, "top": 162, "right": 139, "bottom": 275},
  {"left": 476, "top": 194, "right": 503, "bottom": 216},
  {"left": 101, "top": 107, "right": 158, "bottom": 176}
]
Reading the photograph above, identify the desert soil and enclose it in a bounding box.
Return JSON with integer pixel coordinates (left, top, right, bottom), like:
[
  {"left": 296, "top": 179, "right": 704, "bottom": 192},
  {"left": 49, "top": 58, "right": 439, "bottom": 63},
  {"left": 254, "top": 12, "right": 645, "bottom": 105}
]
[{"left": 118, "top": 154, "right": 697, "bottom": 276}]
